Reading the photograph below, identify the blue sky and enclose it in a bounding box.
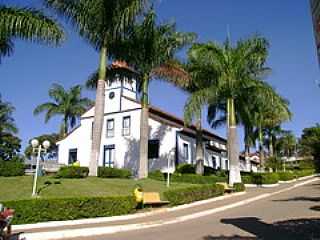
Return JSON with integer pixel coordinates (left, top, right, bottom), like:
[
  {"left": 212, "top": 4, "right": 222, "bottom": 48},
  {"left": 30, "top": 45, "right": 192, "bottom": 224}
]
[{"left": 1, "top": 0, "right": 320, "bottom": 150}]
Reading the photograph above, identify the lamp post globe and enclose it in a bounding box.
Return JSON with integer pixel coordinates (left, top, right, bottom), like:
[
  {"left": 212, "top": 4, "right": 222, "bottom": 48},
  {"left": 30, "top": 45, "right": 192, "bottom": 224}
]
[
  {"left": 43, "top": 140, "right": 50, "bottom": 150},
  {"left": 31, "top": 139, "right": 39, "bottom": 148}
]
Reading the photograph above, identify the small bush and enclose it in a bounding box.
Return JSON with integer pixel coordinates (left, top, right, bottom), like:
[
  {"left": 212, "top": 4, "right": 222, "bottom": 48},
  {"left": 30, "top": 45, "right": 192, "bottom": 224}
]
[
  {"left": 240, "top": 173, "right": 279, "bottom": 185},
  {"left": 278, "top": 172, "right": 295, "bottom": 181},
  {"left": 175, "top": 164, "right": 195, "bottom": 174},
  {"left": 98, "top": 167, "right": 131, "bottom": 178},
  {"left": 4, "top": 196, "right": 137, "bottom": 224},
  {"left": 260, "top": 173, "right": 279, "bottom": 184},
  {"left": 233, "top": 183, "right": 246, "bottom": 192},
  {"left": 171, "top": 174, "right": 227, "bottom": 184},
  {"left": 164, "top": 184, "right": 224, "bottom": 206},
  {"left": 56, "top": 166, "right": 89, "bottom": 179},
  {"left": 148, "top": 170, "right": 165, "bottom": 181},
  {"left": 294, "top": 169, "right": 315, "bottom": 178},
  {"left": 241, "top": 175, "right": 253, "bottom": 184},
  {"left": 0, "top": 158, "right": 25, "bottom": 177}
]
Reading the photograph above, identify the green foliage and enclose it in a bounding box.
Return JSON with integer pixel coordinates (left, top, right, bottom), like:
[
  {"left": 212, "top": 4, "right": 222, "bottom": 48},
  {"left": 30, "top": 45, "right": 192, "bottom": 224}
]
[
  {"left": 24, "top": 133, "right": 60, "bottom": 159},
  {"left": 164, "top": 184, "right": 224, "bottom": 206},
  {"left": 4, "top": 196, "right": 137, "bottom": 224},
  {"left": 298, "top": 159, "right": 316, "bottom": 170},
  {"left": 148, "top": 170, "right": 165, "bottom": 181},
  {"left": 56, "top": 166, "right": 89, "bottom": 179},
  {"left": 0, "top": 5, "right": 64, "bottom": 61},
  {"left": 233, "top": 183, "right": 246, "bottom": 192},
  {"left": 0, "top": 133, "right": 21, "bottom": 160},
  {"left": 98, "top": 167, "right": 131, "bottom": 179},
  {"left": 278, "top": 172, "right": 295, "bottom": 181},
  {"left": 241, "top": 172, "right": 279, "bottom": 185},
  {"left": 0, "top": 157, "right": 24, "bottom": 177},
  {"left": 265, "top": 156, "right": 282, "bottom": 171},
  {"left": 299, "top": 124, "right": 320, "bottom": 172},
  {"left": 294, "top": 169, "right": 315, "bottom": 178},
  {"left": 175, "top": 164, "right": 195, "bottom": 174},
  {"left": 33, "top": 84, "right": 93, "bottom": 136}
]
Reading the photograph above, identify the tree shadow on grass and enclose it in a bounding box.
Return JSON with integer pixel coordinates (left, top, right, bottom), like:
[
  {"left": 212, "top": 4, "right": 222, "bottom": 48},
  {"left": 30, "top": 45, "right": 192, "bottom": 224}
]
[{"left": 203, "top": 217, "right": 320, "bottom": 240}]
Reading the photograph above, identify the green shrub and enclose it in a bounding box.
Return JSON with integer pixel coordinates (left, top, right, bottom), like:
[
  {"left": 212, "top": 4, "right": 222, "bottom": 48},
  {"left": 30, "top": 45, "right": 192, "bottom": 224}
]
[
  {"left": 241, "top": 175, "right": 253, "bottom": 184},
  {"left": 294, "top": 169, "right": 315, "bottom": 178},
  {"left": 260, "top": 173, "right": 279, "bottom": 184},
  {"left": 233, "top": 183, "right": 246, "bottom": 192},
  {"left": 4, "top": 196, "right": 137, "bottom": 224},
  {"left": 171, "top": 174, "right": 227, "bottom": 184},
  {"left": 240, "top": 172, "right": 279, "bottom": 185},
  {"left": 278, "top": 172, "right": 295, "bottom": 181},
  {"left": 148, "top": 170, "right": 165, "bottom": 181},
  {"left": 164, "top": 184, "right": 224, "bottom": 206},
  {"left": 56, "top": 166, "right": 89, "bottom": 178},
  {"left": 175, "top": 164, "right": 195, "bottom": 174},
  {"left": 0, "top": 158, "right": 25, "bottom": 177},
  {"left": 98, "top": 167, "right": 131, "bottom": 178}
]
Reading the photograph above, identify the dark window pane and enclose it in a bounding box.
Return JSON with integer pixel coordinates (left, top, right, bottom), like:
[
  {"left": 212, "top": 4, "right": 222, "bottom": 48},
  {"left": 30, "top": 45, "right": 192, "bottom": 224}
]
[
  {"left": 148, "top": 140, "right": 160, "bottom": 159},
  {"left": 68, "top": 149, "right": 77, "bottom": 165}
]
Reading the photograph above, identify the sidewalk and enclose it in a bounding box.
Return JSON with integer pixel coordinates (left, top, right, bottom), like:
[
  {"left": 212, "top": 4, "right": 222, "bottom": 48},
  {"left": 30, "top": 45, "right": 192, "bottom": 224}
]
[{"left": 14, "top": 176, "right": 319, "bottom": 240}]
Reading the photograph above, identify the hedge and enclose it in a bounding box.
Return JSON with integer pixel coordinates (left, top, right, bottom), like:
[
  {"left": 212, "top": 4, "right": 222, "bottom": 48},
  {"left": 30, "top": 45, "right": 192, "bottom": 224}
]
[
  {"left": 278, "top": 172, "right": 295, "bottom": 181},
  {"left": 294, "top": 169, "right": 315, "bottom": 178},
  {"left": 98, "top": 167, "right": 131, "bottom": 178},
  {"left": 56, "top": 166, "right": 89, "bottom": 178},
  {"left": 233, "top": 183, "right": 246, "bottom": 192},
  {"left": 175, "top": 164, "right": 195, "bottom": 174},
  {"left": 4, "top": 196, "right": 137, "bottom": 225},
  {"left": 148, "top": 171, "right": 227, "bottom": 184},
  {"left": 241, "top": 173, "right": 279, "bottom": 185},
  {"left": 164, "top": 184, "right": 224, "bottom": 206},
  {"left": 0, "top": 159, "right": 25, "bottom": 177}
]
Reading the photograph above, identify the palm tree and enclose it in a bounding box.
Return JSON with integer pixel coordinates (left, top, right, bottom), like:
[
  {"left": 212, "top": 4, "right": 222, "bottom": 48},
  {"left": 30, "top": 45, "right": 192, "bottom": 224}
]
[
  {"left": 34, "top": 84, "right": 93, "bottom": 137},
  {"left": 183, "top": 48, "right": 219, "bottom": 175},
  {"left": 0, "top": 95, "right": 17, "bottom": 135},
  {"left": 45, "top": 0, "right": 147, "bottom": 176},
  {"left": 110, "top": 10, "right": 195, "bottom": 178},
  {"left": 0, "top": 4, "right": 64, "bottom": 62},
  {"left": 184, "top": 36, "right": 270, "bottom": 185}
]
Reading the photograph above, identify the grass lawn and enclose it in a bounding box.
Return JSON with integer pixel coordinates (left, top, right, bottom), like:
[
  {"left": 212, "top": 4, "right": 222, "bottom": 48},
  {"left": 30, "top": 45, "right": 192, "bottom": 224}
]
[{"left": 0, "top": 176, "right": 193, "bottom": 201}]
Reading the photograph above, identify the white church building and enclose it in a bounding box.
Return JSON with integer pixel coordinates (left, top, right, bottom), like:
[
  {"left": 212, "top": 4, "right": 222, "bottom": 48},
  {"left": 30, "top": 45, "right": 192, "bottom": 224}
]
[{"left": 57, "top": 63, "right": 231, "bottom": 175}]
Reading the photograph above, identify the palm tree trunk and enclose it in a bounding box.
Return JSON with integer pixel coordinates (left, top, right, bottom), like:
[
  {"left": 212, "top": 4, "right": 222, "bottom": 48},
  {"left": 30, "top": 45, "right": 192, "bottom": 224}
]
[
  {"left": 89, "top": 46, "right": 107, "bottom": 177},
  {"left": 269, "top": 134, "right": 274, "bottom": 157},
  {"left": 195, "top": 112, "right": 204, "bottom": 175},
  {"left": 138, "top": 75, "right": 149, "bottom": 179},
  {"left": 227, "top": 98, "right": 241, "bottom": 186},
  {"left": 258, "top": 124, "right": 264, "bottom": 170},
  {"left": 244, "top": 126, "right": 251, "bottom": 171},
  {"left": 64, "top": 117, "right": 68, "bottom": 137}
]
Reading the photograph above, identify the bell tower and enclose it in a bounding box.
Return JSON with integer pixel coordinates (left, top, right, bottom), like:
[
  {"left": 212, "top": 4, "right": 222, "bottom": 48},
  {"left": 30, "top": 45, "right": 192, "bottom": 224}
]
[{"left": 104, "top": 61, "right": 137, "bottom": 113}]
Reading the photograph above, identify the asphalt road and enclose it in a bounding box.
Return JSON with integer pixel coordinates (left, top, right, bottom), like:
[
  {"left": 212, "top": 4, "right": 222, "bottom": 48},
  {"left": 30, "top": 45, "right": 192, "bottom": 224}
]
[{"left": 85, "top": 178, "right": 320, "bottom": 240}]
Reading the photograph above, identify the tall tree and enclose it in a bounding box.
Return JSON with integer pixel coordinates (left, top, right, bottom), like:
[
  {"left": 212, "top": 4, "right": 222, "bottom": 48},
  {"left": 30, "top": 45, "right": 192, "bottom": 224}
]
[
  {"left": 111, "top": 10, "right": 195, "bottom": 178},
  {"left": 0, "top": 95, "right": 21, "bottom": 160},
  {"left": 183, "top": 47, "right": 218, "bottom": 175},
  {"left": 0, "top": 4, "right": 64, "bottom": 62},
  {"left": 34, "top": 84, "right": 92, "bottom": 136},
  {"left": 45, "top": 0, "right": 147, "bottom": 176},
  {"left": 184, "top": 36, "right": 270, "bottom": 185}
]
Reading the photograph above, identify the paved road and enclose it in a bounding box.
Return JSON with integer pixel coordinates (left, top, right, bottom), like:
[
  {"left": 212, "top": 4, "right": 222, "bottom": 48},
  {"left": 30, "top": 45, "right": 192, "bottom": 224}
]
[{"left": 83, "top": 178, "right": 320, "bottom": 240}]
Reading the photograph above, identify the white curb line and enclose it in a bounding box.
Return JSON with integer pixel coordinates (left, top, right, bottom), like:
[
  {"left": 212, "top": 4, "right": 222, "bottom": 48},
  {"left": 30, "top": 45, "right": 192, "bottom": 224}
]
[{"left": 20, "top": 177, "right": 319, "bottom": 240}]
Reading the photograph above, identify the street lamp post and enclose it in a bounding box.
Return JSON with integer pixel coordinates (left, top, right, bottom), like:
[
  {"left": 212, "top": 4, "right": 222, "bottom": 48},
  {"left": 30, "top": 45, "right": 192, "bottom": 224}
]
[{"left": 31, "top": 139, "right": 50, "bottom": 197}]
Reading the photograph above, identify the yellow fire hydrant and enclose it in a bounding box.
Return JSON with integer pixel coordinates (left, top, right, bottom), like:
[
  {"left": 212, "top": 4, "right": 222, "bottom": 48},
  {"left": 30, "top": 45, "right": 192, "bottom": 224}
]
[{"left": 134, "top": 187, "right": 143, "bottom": 205}]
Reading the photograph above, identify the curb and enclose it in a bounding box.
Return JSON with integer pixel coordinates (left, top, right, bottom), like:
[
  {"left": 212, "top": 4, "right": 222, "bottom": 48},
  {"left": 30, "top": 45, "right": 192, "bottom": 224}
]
[
  {"left": 14, "top": 192, "right": 246, "bottom": 231},
  {"left": 20, "top": 177, "right": 319, "bottom": 240}
]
